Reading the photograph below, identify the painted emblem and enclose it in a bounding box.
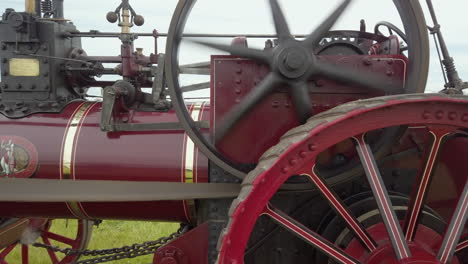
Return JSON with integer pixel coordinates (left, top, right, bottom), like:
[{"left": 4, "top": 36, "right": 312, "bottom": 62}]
[{"left": 0, "top": 136, "right": 38, "bottom": 178}]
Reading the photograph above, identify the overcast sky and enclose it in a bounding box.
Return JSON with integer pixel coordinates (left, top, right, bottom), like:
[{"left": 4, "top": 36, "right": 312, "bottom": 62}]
[{"left": 1, "top": 0, "right": 467, "bottom": 94}]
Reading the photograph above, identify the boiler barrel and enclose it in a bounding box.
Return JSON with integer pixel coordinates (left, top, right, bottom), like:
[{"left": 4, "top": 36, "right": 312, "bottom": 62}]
[{"left": 0, "top": 101, "right": 209, "bottom": 223}]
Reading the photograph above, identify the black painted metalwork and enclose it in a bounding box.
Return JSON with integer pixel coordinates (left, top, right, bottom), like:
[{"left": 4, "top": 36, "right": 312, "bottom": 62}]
[{"left": 0, "top": 8, "right": 83, "bottom": 118}]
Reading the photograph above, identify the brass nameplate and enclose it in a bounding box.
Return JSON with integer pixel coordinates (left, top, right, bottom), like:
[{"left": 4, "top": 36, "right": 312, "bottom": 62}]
[{"left": 9, "top": 58, "right": 40, "bottom": 77}]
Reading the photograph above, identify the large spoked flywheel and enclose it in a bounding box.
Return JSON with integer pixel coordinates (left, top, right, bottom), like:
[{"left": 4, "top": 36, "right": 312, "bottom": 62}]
[
  {"left": 217, "top": 94, "right": 468, "bottom": 264},
  {"left": 165, "top": 0, "right": 430, "bottom": 179}
]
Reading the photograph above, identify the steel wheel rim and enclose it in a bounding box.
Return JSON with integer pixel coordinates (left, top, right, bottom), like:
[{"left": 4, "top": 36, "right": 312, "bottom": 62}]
[
  {"left": 165, "top": 0, "right": 430, "bottom": 179},
  {"left": 217, "top": 94, "right": 468, "bottom": 264}
]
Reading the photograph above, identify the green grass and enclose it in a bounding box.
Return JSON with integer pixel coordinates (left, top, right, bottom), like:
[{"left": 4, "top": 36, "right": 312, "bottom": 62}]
[{"left": 5, "top": 220, "right": 180, "bottom": 264}]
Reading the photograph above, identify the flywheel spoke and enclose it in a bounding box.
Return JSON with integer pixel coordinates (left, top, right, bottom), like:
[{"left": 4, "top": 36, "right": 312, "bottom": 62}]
[
  {"left": 303, "top": 0, "right": 352, "bottom": 46},
  {"left": 269, "top": 0, "right": 292, "bottom": 41},
  {"left": 21, "top": 245, "right": 28, "bottom": 264},
  {"left": 354, "top": 134, "right": 411, "bottom": 260},
  {"left": 314, "top": 62, "right": 393, "bottom": 93},
  {"left": 192, "top": 40, "right": 271, "bottom": 65},
  {"left": 215, "top": 73, "right": 282, "bottom": 142},
  {"left": 404, "top": 126, "right": 453, "bottom": 241},
  {"left": 263, "top": 204, "right": 360, "bottom": 264},
  {"left": 303, "top": 168, "right": 377, "bottom": 251},
  {"left": 437, "top": 180, "right": 468, "bottom": 264},
  {"left": 290, "top": 82, "right": 312, "bottom": 123}
]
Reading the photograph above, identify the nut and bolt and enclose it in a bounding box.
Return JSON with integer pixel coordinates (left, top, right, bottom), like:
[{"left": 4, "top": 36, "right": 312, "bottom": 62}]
[
  {"left": 363, "top": 57, "right": 372, "bottom": 66},
  {"left": 315, "top": 80, "right": 325, "bottom": 87}
]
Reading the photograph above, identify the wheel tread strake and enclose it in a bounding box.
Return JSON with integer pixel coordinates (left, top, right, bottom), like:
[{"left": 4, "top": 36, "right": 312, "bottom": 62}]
[{"left": 216, "top": 93, "right": 468, "bottom": 264}]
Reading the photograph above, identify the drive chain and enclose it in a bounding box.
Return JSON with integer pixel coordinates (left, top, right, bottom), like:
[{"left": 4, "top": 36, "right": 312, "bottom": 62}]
[{"left": 33, "top": 225, "right": 188, "bottom": 264}]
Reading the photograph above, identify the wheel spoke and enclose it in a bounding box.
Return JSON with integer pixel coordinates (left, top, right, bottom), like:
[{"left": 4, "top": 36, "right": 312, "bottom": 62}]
[
  {"left": 303, "top": 167, "right": 377, "bottom": 251},
  {"left": 191, "top": 40, "right": 271, "bottom": 65},
  {"left": 41, "top": 236, "right": 60, "bottom": 264},
  {"left": 42, "top": 230, "right": 76, "bottom": 246},
  {"left": 0, "top": 243, "right": 17, "bottom": 259},
  {"left": 314, "top": 62, "right": 394, "bottom": 94},
  {"left": 268, "top": 0, "right": 292, "bottom": 41},
  {"left": 404, "top": 127, "right": 452, "bottom": 241},
  {"left": 215, "top": 73, "right": 282, "bottom": 142},
  {"left": 290, "top": 81, "right": 312, "bottom": 124},
  {"left": 456, "top": 235, "right": 468, "bottom": 252},
  {"left": 303, "top": 0, "right": 352, "bottom": 46},
  {"left": 263, "top": 204, "right": 360, "bottom": 264},
  {"left": 354, "top": 134, "right": 411, "bottom": 260},
  {"left": 21, "top": 244, "right": 28, "bottom": 264},
  {"left": 437, "top": 180, "right": 468, "bottom": 264}
]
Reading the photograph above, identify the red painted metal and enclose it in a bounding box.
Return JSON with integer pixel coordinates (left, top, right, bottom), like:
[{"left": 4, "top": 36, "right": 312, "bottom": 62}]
[
  {"left": 404, "top": 126, "right": 454, "bottom": 241},
  {"left": 153, "top": 223, "right": 208, "bottom": 264},
  {"left": 263, "top": 204, "right": 359, "bottom": 264},
  {"left": 212, "top": 54, "right": 408, "bottom": 164},
  {"left": 304, "top": 170, "right": 377, "bottom": 252},
  {"left": 0, "top": 219, "right": 90, "bottom": 264},
  {"left": 345, "top": 222, "right": 460, "bottom": 264},
  {"left": 0, "top": 102, "right": 209, "bottom": 222},
  {"left": 354, "top": 134, "right": 411, "bottom": 259},
  {"left": 217, "top": 96, "right": 468, "bottom": 264}
]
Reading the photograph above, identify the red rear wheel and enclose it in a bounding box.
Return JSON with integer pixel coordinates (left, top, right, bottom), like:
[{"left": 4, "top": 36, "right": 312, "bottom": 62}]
[
  {"left": 0, "top": 219, "right": 92, "bottom": 264},
  {"left": 217, "top": 94, "right": 468, "bottom": 264}
]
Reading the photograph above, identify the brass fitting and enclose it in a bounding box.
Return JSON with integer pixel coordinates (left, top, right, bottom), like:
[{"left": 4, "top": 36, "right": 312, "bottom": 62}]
[
  {"left": 25, "top": 0, "right": 36, "bottom": 14},
  {"left": 119, "top": 9, "right": 133, "bottom": 34}
]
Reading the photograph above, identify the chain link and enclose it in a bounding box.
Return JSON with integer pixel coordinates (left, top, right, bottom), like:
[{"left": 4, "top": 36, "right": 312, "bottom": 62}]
[{"left": 33, "top": 225, "right": 187, "bottom": 264}]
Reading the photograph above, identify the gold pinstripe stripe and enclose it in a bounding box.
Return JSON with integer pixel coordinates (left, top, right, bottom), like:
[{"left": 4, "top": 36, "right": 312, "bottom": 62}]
[
  {"left": 183, "top": 102, "right": 205, "bottom": 222},
  {"left": 62, "top": 102, "right": 95, "bottom": 219}
]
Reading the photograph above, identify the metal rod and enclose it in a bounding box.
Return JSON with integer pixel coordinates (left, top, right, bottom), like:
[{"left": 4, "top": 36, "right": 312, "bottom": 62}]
[
  {"left": 426, "top": 0, "right": 464, "bottom": 91},
  {"left": 35, "top": 0, "right": 42, "bottom": 17},
  {"left": 65, "top": 32, "right": 308, "bottom": 39},
  {"left": 52, "top": 0, "right": 64, "bottom": 19}
]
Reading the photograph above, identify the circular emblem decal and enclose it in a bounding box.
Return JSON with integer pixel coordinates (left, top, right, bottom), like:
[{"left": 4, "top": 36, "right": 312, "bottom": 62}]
[{"left": 0, "top": 136, "right": 38, "bottom": 178}]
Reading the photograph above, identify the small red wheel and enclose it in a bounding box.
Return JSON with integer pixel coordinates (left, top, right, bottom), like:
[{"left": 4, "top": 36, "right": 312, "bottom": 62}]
[
  {"left": 217, "top": 94, "right": 468, "bottom": 264},
  {"left": 0, "top": 218, "right": 93, "bottom": 264}
]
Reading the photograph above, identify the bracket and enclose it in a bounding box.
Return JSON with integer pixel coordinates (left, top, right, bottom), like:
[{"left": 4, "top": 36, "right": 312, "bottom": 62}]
[{"left": 100, "top": 84, "right": 208, "bottom": 132}]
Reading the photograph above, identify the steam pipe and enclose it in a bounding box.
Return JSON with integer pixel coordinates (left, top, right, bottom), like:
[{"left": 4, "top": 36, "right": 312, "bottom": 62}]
[
  {"left": 53, "top": 0, "right": 64, "bottom": 19},
  {"left": 35, "top": 0, "right": 41, "bottom": 16}
]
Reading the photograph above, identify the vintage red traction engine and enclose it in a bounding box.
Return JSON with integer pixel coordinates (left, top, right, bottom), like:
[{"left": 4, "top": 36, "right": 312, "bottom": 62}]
[{"left": 0, "top": 0, "right": 467, "bottom": 263}]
